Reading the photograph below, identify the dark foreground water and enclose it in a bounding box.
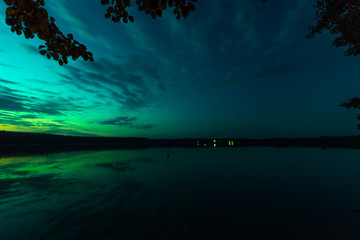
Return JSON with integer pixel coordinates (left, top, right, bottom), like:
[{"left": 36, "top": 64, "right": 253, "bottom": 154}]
[{"left": 1, "top": 147, "right": 360, "bottom": 240}]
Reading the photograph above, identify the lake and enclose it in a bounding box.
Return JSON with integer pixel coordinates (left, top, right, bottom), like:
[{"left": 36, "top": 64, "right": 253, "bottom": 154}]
[{"left": 1, "top": 147, "right": 360, "bottom": 240}]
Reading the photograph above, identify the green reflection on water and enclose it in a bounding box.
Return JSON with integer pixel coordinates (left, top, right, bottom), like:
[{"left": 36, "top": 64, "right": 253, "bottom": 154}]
[
  {"left": 1, "top": 148, "right": 360, "bottom": 240},
  {"left": 0, "top": 149, "right": 161, "bottom": 180},
  {"left": 0, "top": 149, "right": 169, "bottom": 240}
]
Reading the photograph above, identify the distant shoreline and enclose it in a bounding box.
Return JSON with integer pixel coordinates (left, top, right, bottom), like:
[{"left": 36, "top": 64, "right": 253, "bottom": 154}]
[{"left": 1, "top": 131, "right": 360, "bottom": 157}]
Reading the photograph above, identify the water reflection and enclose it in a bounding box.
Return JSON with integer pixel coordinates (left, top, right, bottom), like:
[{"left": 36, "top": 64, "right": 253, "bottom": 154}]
[{"left": 1, "top": 148, "right": 360, "bottom": 239}]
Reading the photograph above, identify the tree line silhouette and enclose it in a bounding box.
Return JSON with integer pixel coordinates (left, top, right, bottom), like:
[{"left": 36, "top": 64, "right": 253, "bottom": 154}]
[
  {"left": 0, "top": 130, "right": 148, "bottom": 145},
  {"left": 3, "top": 130, "right": 350, "bottom": 148}
]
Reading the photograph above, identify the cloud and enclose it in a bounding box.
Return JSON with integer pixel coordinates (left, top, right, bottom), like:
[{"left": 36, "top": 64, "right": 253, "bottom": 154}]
[
  {"left": 0, "top": 97, "right": 29, "bottom": 112},
  {"left": 31, "top": 88, "right": 60, "bottom": 96},
  {"left": 99, "top": 116, "right": 136, "bottom": 126},
  {"left": 0, "top": 63, "right": 20, "bottom": 69},
  {"left": 120, "top": 55, "right": 166, "bottom": 92},
  {"left": 60, "top": 67, "right": 149, "bottom": 110},
  {"left": 1, "top": 111, "right": 58, "bottom": 128},
  {"left": 0, "top": 86, "right": 82, "bottom": 116},
  {"left": 231, "top": 2, "right": 261, "bottom": 51},
  {"left": 21, "top": 114, "right": 39, "bottom": 119},
  {"left": 252, "top": 63, "right": 298, "bottom": 79},
  {"left": 98, "top": 116, "right": 155, "bottom": 130},
  {"left": 0, "top": 112, "right": 35, "bottom": 127},
  {"left": 21, "top": 43, "right": 40, "bottom": 55},
  {"left": 275, "top": 0, "right": 309, "bottom": 45},
  {"left": 162, "top": 0, "right": 263, "bottom": 58},
  {"left": 131, "top": 124, "right": 155, "bottom": 130},
  {"left": 31, "top": 103, "right": 66, "bottom": 116},
  {"left": 0, "top": 110, "right": 94, "bottom": 136},
  {"left": 49, "top": 0, "right": 95, "bottom": 39},
  {"left": 123, "top": 19, "right": 158, "bottom": 55},
  {"left": 0, "top": 96, "right": 64, "bottom": 115},
  {"left": 0, "top": 78, "right": 16, "bottom": 84},
  {"left": 56, "top": 55, "right": 164, "bottom": 111},
  {"left": 48, "top": 0, "right": 116, "bottom": 52},
  {"left": 178, "top": 63, "right": 299, "bottom": 96}
]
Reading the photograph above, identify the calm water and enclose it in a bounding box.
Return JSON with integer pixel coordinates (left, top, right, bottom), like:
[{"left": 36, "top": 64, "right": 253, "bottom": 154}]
[{"left": 1, "top": 147, "right": 360, "bottom": 240}]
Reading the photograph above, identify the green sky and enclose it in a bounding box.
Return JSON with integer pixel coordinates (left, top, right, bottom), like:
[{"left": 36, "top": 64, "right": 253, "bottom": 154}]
[{"left": 1, "top": 0, "right": 360, "bottom": 138}]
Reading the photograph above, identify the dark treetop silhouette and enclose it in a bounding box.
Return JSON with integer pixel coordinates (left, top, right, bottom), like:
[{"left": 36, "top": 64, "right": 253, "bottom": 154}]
[{"left": 3, "top": 0, "right": 360, "bottom": 65}]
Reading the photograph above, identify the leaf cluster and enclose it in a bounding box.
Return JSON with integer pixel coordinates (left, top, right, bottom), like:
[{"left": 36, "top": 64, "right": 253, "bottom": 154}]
[
  {"left": 101, "top": 0, "right": 197, "bottom": 23},
  {"left": 7, "top": 0, "right": 360, "bottom": 65},
  {"left": 3, "top": 0, "right": 197, "bottom": 65},
  {"left": 4, "top": 0, "right": 94, "bottom": 65},
  {"left": 308, "top": 0, "right": 360, "bottom": 56}
]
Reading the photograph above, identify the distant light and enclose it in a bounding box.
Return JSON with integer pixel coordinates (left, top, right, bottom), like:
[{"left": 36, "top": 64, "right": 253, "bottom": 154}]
[
  {"left": 214, "top": 143, "right": 216, "bottom": 147},
  {"left": 204, "top": 144, "right": 207, "bottom": 147}
]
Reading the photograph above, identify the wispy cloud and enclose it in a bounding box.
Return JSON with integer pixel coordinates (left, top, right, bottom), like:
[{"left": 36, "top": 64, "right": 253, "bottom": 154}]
[
  {"left": 176, "top": 62, "right": 299, "bottom": 96},
  {"left": 1, "top": 111, "right": 58, "bottom": 127},
  {"left": 20, "top": 114, "right": 38, "bottom": 119},
  {"left": 275, "top": 0, "right": 309, "bottom": 44},
  {"left": 131, "top": 124, "right": 155, "bottom": 130},
  {"left": 0, "top": 78, "right": 17, "bottom": 84},
  {"left": 49, "top": 0, "right": 95, "bottom": 38},
  {"left": 1, "top": 110, "right": 94, "bottom": 136},
  {"left": 21, "top": 43, "right": 39, "bottom": 55},
  {"left": 47, "top": 0, "right": 116, "bottom": 52},
  {"left": 252, "top": 63, "right": 298, "bottom": 79},
  {"left": 98, "top": 116, "right": 155, "bottom": 130},
  {"left": 99, "top": 116, "right": 136, "bottom": 126},
  {"left": 0, "top": 112, "right": 35, "bottom": 127},
  {"left": 0, "top": 63, "right": 20, "bottom": 69},
  {"left": 0, "top": 85, "right": 81, "bottom": 116},
  {"left": 56, "top": 55, "right": 164, "bottom": 111}
]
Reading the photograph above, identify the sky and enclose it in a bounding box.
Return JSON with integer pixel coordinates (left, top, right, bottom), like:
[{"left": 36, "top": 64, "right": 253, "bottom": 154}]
[{"left": 1, "top": 0, "right": 360, "bottom": 138}]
